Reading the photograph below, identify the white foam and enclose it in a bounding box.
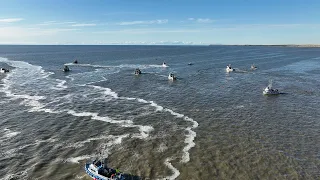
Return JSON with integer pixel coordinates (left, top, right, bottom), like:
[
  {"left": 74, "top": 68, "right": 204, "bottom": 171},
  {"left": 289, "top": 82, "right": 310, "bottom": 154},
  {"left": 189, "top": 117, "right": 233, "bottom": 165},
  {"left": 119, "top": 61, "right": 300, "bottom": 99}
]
[
  {"left": 65, "top": 134, "right": 129, "bottom": 149},
  {"left": 133, "top": 98, "right": 164, "bottom": 112},
  {"left": 163, "top": 158, "right": 180, "bottom": 180},
  {"left": 157, "top": 143, "right": 168, "bottom": 153},
  {"left": 3, "top": 128, "right": 21, "bottom": 138},
  {"left": 164, "top": 109, "right": 184, "bottom": 118},
  {"left": 89, "top": 85, "right": 119, "bottom": 98},
  {"left": 2, "top": 168, "right": 29, "bottom": 180},
  {"left": 150, "top": 101, "right": 164, "bottom": 111},
  {"left": 0, "top": 58, "right": 66, "bottom": 114},
  {"left": 35, "top": 138, "right": 57, "bottom": 145},
  {"left": 63, "top": 134, "right": 129, "bottom": 164},
  {"left": 67, "top": 110, "right": 153, "bottom": 139},
  {"left": 121, "top": 93, "right": 199, "bottom": 165},
  {"left": 53, "top": 79, "right": 68, "bottom": 90},
  {"left": 66, "top": 62, "right": 171, "bottom": 70},
  {"left": 1, "top": 143, "right": 35, "bottom": 158},
  {"left": 122, "top": 124, "right": 154, "bottom": 139},
  {"left": 181, "top": 127, "right": 196, "bottom": 163},
  {"left": 65, "top": 155, "right": 93, "bottom": 164},
  {"left": 105, "top": 134, "right": 130, "bottom": 146},
  {"left": 136, "top": 98, "right": 148, "bottom": 103}
]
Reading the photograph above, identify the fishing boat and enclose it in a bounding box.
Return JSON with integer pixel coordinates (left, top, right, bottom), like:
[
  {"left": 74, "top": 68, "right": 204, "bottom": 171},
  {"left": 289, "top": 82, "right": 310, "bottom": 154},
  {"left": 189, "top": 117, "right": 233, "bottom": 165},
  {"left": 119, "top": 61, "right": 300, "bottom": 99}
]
[
  {"left": 226, "top": 64, "right": 235, "bottom": 72},
  {"left": 85, "top": 159, "right": 124, "bottom": 180},
  {"left": 263, "top": 80, "right": 280, "bottom": 95},
  {"left": 168, "top": 73, "right": 177, "bottom": 80},
  {"left": 251, "top": 64, "right": 257, "bottom": 70},
  {"left": 263, "top": 86, "right": 280, "bottom": 95},
  {"left": 134, "top": 68, "right": 141, "bottom": 75},
  {"left": 63, "top": 65, "right": 70, "bottom": 72},
  {"left": 0, "top": 68, "right": 9, "bottom": 73},
  {"left": 162, "top": 62, "right": 168, "bottom": 67}
]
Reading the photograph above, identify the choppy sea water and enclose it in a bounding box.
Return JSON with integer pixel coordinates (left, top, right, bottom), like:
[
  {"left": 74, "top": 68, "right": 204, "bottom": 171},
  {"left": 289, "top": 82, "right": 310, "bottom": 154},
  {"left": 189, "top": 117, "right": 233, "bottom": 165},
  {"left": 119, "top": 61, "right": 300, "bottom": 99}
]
[{"left": 0, "top": 45, "right": 319, "bottom": 180}]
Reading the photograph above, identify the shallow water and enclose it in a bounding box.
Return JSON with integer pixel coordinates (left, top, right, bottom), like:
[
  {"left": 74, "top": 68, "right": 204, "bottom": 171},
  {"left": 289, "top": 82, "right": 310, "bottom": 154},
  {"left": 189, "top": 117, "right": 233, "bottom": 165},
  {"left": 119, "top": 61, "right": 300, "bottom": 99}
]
[{"left": 0, "top": 45, "right": 319, "bottom": 179}]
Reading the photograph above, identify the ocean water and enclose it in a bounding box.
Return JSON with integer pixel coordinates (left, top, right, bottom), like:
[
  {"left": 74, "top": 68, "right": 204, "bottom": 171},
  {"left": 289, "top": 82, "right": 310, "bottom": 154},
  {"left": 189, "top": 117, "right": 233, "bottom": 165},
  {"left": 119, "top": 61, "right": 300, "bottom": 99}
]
[{"left": 0, "top": 45, "right": 319, "bottom": 180}]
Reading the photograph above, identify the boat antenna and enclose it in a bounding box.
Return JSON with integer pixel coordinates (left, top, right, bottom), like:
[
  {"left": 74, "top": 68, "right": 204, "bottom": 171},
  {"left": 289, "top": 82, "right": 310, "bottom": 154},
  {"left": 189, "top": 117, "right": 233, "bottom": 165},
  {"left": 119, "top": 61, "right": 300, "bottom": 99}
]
[{"left": 268, "top": 79, "right": 273, "bottom": 88}]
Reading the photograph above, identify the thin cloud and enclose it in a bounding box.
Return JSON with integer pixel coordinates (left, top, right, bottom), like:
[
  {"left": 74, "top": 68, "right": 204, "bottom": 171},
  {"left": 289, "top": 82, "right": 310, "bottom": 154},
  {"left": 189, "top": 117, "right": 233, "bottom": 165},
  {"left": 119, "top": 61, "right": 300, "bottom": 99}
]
[
  {"left": 94, "top": 28, "right": 203, "bottom": 34},
  {"left": 196, "top": 18, "right": 214, "bottom": 23},
  {"left": 0, "top": 26, "right": 79, "bottom": 39},
  {"left": 38, "top": 21, "right": 76, "bottom": 26},
  {"left": 118, "top": 19, "right": 168, "bottom": 25},
  {"left": 71, "top": 23, "right": 96, "bottom": 27},
  {"left": 0, "top": 18, "right": 24, "bottom": 23},
  {"left": 103, "top": 11, "right": 146, "bottom": 16},
  {"left": 186, "top": 18, "right": 214, "bottom": 23}
]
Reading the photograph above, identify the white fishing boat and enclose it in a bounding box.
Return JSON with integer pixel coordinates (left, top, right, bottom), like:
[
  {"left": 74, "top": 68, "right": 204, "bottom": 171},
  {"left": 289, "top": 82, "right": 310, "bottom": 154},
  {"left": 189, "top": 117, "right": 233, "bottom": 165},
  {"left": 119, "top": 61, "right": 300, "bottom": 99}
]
[
  {"left": 226, "top": 64, "right": 235, "bottom": 72},
  {"left": 263, "top": 86, "right": 280, "bottom": 95},
  {"left": 168, "top": 73, "right": 177, "bottom": 80},
  {"left": 263, "top": 80, "right": 280, "bottom": 95},
  {"left": 162, "top": 62, "right": 168, "bottom": 67},
  {"left": 85, "top": 159, "right": 124, "bottom": 180},
  {"left": 251, "top": 64, "right": 257, "bottom": 70},
  {"left": 0, "top": 68, "right": 9, "bottom": 73}
]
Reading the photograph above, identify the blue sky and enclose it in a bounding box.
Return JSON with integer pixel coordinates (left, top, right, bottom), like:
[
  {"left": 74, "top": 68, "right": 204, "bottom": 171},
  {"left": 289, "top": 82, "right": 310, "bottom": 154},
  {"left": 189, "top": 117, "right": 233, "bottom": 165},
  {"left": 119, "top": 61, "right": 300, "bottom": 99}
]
[{"left": 0, "top": 0, "right": 320, "bottom": 45}]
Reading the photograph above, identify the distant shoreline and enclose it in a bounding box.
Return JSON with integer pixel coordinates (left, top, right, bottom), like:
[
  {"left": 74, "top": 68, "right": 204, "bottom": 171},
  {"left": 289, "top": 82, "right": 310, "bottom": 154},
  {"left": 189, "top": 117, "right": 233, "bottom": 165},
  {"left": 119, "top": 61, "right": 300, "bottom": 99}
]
[{"left": 209, "top": 44, "right": 320, "bottom": 47}]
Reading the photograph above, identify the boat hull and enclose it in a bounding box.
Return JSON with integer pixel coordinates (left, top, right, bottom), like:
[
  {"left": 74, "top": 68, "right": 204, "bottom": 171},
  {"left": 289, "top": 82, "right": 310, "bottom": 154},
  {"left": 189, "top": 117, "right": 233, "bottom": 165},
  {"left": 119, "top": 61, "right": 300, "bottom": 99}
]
[
  {"left": 84, "top": 164, "right": 124, "bottom": 180},
  {"left": 226, "top": 68, "right": 234, "bottom": 72},
  {"left": 263, "top": 90, "right": 280, "bottom": 95}
]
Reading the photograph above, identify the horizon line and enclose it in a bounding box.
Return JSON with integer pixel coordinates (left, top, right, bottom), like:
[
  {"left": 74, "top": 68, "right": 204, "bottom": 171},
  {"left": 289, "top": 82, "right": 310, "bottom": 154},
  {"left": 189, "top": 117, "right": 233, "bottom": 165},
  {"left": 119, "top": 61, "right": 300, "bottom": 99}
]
[{"left": 0, "top": 44, "right": 320, "bottom": 46}]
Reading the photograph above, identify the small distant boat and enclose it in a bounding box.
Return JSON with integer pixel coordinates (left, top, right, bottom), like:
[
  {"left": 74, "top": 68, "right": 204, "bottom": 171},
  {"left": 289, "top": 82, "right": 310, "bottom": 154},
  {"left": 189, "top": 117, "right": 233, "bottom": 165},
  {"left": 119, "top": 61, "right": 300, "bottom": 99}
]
[
  {"left": 63, "top": 65, "right": 70, "bottom": 72},
  {"left": 263, "top": 80, "right": 279, "bottom": 95},
  {"left": 226, "top": 64, "right": 235, "bottom": 72},
  {"left": 168, "top": 73, "right": 177, "bottom": 80},
  {"left": 162, "top": 62, "right": 168, "bottom": 67},
  {"left": 134, "top": 68, "right": 141, "bottom": 75},
  {"left": 263, "top": 86, "right": 279, "bottom": 95},
  {"left": 251, "top": 64, "right": 257, "bottom": 70},
  {"left": 85, "top": 159, "right": 124, "bottom": 180},
  {"left": 0, "top": 68, "right": 9, "bottom": 73},
  {"left": 73, "top": 60, "right": 78, "bottom": 64},
  {"left": 188, "top": 63, "right": 193, "bottom": 65}
]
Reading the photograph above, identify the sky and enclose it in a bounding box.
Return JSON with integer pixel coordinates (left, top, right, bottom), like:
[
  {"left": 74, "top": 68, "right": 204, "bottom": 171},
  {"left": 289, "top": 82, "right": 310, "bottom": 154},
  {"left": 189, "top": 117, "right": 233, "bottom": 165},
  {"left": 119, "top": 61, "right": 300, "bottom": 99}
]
[{"left": 0, "top": 0, "right": 320, "bottom": 45}]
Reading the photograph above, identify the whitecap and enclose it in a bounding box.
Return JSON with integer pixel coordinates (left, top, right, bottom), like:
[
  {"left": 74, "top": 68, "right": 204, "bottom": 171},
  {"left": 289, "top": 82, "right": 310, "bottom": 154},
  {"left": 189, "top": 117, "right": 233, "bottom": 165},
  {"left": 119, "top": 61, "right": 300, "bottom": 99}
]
[
  {"left": 64, "top": 155, "right": 93, "bottom": 164},
  {"left": 3, "top": 128, "right": 21, "bottom": 138}
]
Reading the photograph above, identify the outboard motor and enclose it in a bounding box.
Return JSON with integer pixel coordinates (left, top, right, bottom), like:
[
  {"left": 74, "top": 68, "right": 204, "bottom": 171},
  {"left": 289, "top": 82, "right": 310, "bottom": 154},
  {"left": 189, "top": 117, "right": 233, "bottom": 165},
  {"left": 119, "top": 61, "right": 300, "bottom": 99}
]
[{"left": 103, "top": 158, "right": 108, "bottom": 169}]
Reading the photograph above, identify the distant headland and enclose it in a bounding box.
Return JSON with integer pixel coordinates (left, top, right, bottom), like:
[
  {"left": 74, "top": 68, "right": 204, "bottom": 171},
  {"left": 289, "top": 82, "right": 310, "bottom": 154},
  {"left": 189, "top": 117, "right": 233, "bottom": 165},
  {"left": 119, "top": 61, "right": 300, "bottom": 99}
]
[{"left": 209, "top": 44, "right": 320, "bottom": 47}]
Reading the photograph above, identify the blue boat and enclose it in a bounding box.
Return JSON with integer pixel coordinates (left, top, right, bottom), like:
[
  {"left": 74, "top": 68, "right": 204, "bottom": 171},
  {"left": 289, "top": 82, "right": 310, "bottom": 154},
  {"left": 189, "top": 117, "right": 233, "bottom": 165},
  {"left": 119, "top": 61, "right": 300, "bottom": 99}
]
[{"left": 84, "top": 159, "right": 125, "bottom": 180}]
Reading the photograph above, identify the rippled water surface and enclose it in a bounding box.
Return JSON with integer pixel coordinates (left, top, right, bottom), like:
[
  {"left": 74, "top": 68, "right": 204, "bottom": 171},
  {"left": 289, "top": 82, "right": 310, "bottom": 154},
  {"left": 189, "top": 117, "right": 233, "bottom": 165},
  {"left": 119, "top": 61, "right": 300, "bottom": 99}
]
[{"left": 0, "top": 45, "right": 319, "bottom": 180}]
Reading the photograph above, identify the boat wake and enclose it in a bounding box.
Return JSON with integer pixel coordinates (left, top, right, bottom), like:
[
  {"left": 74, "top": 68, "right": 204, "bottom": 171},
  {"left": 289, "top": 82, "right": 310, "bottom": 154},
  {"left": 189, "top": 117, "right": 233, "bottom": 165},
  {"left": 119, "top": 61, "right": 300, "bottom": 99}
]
[{"left": 0, "top": 57, "right": 198, "bottom": 179}]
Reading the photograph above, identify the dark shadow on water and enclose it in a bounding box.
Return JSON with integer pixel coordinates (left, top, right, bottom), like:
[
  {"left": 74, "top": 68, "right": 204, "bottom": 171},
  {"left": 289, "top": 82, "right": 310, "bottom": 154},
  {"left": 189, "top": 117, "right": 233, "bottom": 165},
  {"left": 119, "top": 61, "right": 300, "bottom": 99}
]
[
  {"left": 279, "top": 92, "right": 288, "bottom": 95},
  {"left": 122, "top": 173, "right": 143, "bottom": 180}
]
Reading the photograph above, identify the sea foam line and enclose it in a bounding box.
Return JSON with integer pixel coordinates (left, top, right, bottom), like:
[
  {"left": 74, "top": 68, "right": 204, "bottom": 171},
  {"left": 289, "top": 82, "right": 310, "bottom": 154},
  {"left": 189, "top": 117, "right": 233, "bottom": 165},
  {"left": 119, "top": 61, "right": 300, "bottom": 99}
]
[
  {"left": 53, "top": 79, "right": 68, "bottom": 90},
  {"left": 67, "top": 110, "right": 153, "bottom": 139},
  {"left": 89, "top": 85, "right": 199, "bottom": 179},
  {"left": 88, "top": 82, "right": 197, "bottom": 165},
  {"left": 129, "top": 97, "right": 199, "bottom": 163},
  {"left": 65, "top": 63, "right": 167, "bottom": 69},
  {"left": 61, "top": 134, "right": 130, "bottom": 164},
  {"left": 162, "top": 158, "right": 180, "bottom": 180},
  {"left": 0, "top": 58, "right": 153, "bottom": 140},
  {"left": 3, "top": 128, "right": 21, "bottom": 138}
]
